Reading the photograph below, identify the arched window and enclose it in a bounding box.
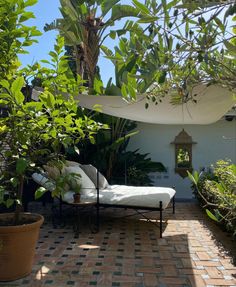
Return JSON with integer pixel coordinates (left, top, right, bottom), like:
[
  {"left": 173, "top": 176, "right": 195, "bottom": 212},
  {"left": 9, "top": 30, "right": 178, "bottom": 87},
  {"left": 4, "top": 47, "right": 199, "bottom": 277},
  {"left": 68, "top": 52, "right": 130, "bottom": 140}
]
[{"left": 171, "top": 130, "right": 196, "bottom": 178}]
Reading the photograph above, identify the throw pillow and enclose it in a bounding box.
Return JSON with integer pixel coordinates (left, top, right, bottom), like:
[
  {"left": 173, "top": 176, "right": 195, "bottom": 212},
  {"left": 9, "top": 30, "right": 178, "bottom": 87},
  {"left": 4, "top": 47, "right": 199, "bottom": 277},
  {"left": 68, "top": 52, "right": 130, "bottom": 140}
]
[
  {"left": 80, "top": 164, "right": 109, "bottom": 189},
  {"left": 43, "top": 164, "right": 61, "bottom": 180}
]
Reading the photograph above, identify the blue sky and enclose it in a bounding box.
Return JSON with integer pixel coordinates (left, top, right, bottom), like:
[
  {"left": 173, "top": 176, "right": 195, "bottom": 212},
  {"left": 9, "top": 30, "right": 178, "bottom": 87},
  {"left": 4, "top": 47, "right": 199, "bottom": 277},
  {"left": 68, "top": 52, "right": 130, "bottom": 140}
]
[{"left": 19, "top": 0, "right": 115, "bottom": 84}]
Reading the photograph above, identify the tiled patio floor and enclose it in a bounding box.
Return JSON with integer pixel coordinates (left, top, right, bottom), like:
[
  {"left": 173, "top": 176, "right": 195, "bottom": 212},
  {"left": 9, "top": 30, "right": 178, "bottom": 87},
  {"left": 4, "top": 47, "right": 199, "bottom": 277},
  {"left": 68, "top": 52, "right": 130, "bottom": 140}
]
[{"left": 1, "top": 202, "right": 235, "bottom": 287}]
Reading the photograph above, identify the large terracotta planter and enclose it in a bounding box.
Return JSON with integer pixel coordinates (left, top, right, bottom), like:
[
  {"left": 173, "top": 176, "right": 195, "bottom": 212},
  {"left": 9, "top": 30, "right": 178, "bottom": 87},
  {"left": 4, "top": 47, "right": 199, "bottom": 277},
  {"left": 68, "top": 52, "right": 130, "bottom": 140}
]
[{"left": 0, "top": 213, "right": 44, "bottom": 281}]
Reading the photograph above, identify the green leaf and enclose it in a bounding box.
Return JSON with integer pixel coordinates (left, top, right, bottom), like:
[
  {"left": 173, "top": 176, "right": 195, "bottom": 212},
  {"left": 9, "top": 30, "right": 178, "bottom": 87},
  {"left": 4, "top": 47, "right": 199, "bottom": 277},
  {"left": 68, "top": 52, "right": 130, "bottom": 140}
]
[
  {"left": 132, "top": 0, "right": 150, "bottom": 15},
  {"left": 206, "top": 209, "right": 218, "bottom": 222},
  {"left": 25, "top": 0, "right": 38, "bottom": 6},
  {"left": 138, "top": 16, "right": 158, "bottom": 23},
  {"left": 0, "top": 80, "right": 10, "bottom": 90},
  {"left": 11, "top": 77, "right": 25, "bottom": 104},
  {"left": 158, "top": 71, "right": 167, "bottom": 84},
  {"left": 109, "top": 31, "right": 116, "bottom": 39},
  {"left": 11, "top": 77, "right": 24, "bottom": 94},
  {"left": 6, "top": 199, "right": 14, "bottom": 208},
  {"left": 224, "top": 40, "right": 236, "bottom": 55},
  {"left": 19, "top": 12, "right": 35, "bottom": 22},
  {"left": 16, "top": 158, "right": 28, "bottom": 175},
  {"left": 101, "top": 0, "right": 120, "bottom": 16},
  {"left": 187, "top": 170, "right": 199, "bottom": 186},
  {"left": 121, "top": 84, "right": 128, "bottom": 99},
  {"left": 49, "top": 51, "right": 58, "bottom": 60},
  {"left": 35, "top": 187, "right": 47, "bottom": 200}
]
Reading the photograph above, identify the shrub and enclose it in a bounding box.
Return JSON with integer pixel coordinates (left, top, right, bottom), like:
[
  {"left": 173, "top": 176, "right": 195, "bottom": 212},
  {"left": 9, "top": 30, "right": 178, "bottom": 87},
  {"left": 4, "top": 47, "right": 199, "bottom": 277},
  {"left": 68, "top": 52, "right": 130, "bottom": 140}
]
[{"left": 188, "top": 159, "right": 236, "bottom": 236}]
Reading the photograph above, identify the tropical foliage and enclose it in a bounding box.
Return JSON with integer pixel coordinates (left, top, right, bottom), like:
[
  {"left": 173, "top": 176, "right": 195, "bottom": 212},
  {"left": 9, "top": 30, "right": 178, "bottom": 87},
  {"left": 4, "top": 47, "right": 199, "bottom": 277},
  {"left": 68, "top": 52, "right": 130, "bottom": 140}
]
[
  {"left": 188, "top": 160, "right": 236, "bottom": 236},
  {"left": 74, "top": 113, "right": 166, "bottom": 185},
  {"left": 0, "top": 0, "right": 104, "bottom": 223},
  {"left": 44, "top": 0, "right": 141, "bottom": 89}
]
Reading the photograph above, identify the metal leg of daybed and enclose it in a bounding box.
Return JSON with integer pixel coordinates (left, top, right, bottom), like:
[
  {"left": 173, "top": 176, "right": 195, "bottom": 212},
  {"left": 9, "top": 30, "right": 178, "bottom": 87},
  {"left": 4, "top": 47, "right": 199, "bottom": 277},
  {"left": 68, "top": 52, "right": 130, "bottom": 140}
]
[
  {"left": 172, "top": 195, "right": 175, "bottom": 214},
  {"left": 160, "top": 201, "right": 163, "bottom": 238},
  {"left": 96, "top": 170, "right": 100, "bottom": 233}
]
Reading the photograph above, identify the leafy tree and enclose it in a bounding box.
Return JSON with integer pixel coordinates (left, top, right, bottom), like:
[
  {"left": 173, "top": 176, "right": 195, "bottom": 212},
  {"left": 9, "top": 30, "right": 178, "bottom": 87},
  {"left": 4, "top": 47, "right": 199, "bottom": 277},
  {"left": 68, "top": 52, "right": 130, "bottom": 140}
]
[
  {"left": 101, "top": 1, "right": 235, "bottom": 104},
  {"left": 0, "top": 0, "right": 104, "bottom": 223}
]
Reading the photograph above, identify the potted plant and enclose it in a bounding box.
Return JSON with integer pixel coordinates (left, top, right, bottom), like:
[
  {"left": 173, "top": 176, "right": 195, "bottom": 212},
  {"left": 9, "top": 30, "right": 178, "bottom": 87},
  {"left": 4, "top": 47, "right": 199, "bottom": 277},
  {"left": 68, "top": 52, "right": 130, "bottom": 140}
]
[{"left": 0, "top": 1, "right": 103, "bottom": 281}]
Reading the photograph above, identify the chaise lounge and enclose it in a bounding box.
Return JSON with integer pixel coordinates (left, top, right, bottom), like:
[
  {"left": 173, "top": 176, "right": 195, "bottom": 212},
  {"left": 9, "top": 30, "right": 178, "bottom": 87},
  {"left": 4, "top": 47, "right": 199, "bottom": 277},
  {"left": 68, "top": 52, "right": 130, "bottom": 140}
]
[{"left": 32, "top": 161, "right": 176, "bottom": 238}]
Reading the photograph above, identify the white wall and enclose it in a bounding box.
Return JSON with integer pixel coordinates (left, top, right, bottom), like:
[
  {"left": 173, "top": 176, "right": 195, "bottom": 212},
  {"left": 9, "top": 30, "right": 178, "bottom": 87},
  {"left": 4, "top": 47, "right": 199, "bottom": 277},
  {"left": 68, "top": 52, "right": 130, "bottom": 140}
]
[{"left": 128, "top": 119, "right": 236, "bottom": 199}]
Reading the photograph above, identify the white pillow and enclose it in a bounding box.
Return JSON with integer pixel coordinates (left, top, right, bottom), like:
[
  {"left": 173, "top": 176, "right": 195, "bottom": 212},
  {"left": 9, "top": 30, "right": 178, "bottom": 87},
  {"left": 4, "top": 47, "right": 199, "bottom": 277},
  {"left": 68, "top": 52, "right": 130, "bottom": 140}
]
[
  {"left": 32, "top": 172, "right": 55, "bottom": 192},
  {"left": 63, "top": 165, "right": 96, "bottom": 195},
  {"left": 80, "top": 164, "right": 109, "bottom": 189}
]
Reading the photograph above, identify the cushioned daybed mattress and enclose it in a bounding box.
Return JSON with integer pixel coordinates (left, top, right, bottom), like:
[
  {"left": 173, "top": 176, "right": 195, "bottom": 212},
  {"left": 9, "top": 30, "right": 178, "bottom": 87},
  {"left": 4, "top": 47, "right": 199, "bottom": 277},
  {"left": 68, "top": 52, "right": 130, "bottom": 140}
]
[{"left": 82, "top": 185, "right": 176, "bottom": 209}]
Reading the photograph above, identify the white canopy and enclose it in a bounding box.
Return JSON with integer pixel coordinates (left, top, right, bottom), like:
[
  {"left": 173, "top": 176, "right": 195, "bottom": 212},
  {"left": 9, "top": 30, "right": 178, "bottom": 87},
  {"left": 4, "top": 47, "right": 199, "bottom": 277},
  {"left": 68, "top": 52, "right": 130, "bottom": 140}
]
[
  {"left": 76, "top": 84, "right": 235, "bottom": 125},
  {"left": 32, "top": 84, "right": 235, "bottom": 125}
]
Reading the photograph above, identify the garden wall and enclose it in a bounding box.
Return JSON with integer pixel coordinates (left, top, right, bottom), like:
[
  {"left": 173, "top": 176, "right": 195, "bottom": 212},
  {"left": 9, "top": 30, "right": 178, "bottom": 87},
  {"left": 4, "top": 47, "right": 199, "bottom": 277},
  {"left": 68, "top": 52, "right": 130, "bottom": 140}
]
[{"left": 128, "top": 118, "right": 236, "bottom": 199}]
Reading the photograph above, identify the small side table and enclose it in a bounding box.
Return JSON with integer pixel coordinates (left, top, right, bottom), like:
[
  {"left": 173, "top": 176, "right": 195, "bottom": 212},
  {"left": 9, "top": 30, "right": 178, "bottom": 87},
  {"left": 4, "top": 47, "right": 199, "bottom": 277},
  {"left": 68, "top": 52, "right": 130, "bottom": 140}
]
[{"left": 70, "top": 201, "right": 97, "bottom": 238}]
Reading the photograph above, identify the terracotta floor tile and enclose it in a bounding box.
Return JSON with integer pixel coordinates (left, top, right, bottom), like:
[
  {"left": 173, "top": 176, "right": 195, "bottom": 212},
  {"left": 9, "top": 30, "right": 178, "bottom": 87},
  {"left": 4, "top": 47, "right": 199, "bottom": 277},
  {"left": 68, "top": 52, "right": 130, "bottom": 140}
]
[{"left": 1, "top": 202, "right": 235, "bottom": 287}]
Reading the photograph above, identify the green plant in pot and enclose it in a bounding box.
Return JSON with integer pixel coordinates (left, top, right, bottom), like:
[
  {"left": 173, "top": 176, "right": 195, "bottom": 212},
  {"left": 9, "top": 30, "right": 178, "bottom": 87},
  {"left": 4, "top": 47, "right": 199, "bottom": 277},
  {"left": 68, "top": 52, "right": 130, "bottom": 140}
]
[{"left": 0, "top": 1, "right": 103, "bottom": 281}]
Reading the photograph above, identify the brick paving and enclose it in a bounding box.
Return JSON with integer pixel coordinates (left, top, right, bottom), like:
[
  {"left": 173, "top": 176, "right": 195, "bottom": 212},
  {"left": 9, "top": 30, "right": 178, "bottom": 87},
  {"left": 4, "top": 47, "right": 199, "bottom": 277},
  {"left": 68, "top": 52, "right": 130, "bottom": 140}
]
[{"left": 0, "top": 202, "right": 235, "bottom": 287}]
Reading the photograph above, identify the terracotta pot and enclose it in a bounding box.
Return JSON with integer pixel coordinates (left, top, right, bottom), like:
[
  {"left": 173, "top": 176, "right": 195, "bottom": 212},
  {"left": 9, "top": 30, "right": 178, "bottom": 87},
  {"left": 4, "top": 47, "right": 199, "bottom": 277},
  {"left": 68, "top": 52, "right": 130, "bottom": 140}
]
[
  {"left": 73, "top": 193, "right": 81, "bottom": 203},
  {"left": 0, "top": 213, "right": 44, "bottom": 281}
]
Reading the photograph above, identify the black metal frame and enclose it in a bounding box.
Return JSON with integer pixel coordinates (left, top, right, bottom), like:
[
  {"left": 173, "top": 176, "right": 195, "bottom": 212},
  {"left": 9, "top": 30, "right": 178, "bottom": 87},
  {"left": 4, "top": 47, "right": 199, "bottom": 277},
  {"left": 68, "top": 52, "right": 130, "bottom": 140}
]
[
  {"left": 95, "top": 171, "right": 175, "bottom": 238},
  {"left": 50, "top": 170, "right": 176, "bottom": 238}
]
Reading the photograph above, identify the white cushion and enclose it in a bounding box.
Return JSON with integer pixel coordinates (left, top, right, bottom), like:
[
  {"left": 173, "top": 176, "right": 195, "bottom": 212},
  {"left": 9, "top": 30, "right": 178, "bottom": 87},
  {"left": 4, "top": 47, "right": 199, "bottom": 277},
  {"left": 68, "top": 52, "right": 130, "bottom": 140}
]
[
  {"left": 80, "top": 164, "right": 109, "bottom": 189},
  {"left": 32, "top": 173, "right": 55, "bottom": 191},
  {"left": 62, "top": 191, "right": 75, "bottom": 203}
]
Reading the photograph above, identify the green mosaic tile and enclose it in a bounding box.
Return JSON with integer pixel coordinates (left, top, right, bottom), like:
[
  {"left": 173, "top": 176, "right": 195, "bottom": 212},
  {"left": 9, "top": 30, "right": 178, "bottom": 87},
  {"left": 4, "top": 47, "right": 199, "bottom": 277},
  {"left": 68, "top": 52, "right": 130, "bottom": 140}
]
[
  {"left": 89, "top": 281, "right": 97, "bottom": 285},
  {"left": 38, "top": 261, "right": 45, "bottom": 265},
  {"left": 66, "top": 281, "right": 75, "bottom": 285},
  {"left": 113, "top": 271, "right": 122, "bottom": 276},
  {"left": 112, "top": 282, "right": 120, "bottom": 286},
  {"left": 56, "top": 261, "right": 64, "bottom": 265},
  {"left": 51, "top": 270, "right": 59, "bottom": 274},
  {"left": 76, "top": 262, "right": 83, "bottom": 265},
  {"left": 71, "top": 270, "right": 79, "bottom": 274},
  {"left": 93, "top": 271, "right": 100, "bottom": 275},
  {"left": 45, "top": 279, "right": 54, "bottom": 284},
  {"left": 95, "top": 262, "right": 102, "bottom": 266},
  {"left": 98, "top": 255, "right": 104, "bottom": 258}
]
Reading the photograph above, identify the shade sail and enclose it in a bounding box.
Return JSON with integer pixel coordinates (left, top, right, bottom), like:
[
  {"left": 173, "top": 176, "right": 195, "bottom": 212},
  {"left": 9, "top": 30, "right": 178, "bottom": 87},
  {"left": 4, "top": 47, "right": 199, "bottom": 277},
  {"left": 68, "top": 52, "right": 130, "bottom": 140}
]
[{"left": 76, "top": 84, "right": 235, "bottom": 124}]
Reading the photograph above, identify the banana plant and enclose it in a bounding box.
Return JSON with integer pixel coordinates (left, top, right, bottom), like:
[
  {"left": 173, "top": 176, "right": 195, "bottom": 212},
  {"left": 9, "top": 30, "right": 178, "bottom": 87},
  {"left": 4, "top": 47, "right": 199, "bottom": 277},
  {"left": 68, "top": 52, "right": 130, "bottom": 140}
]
[{"left": 44, "top": 0, "right": 141, "bottom": 89}]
